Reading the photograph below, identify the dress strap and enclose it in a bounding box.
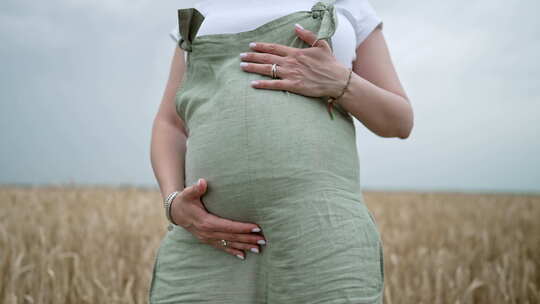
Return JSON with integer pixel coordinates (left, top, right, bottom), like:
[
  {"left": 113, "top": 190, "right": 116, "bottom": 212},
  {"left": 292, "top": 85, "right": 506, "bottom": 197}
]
[
  {"left": 309, "top": 0, "right": 339, "bottom": 46},
  {"left": 177, "top": 7, "right": 205, "bottom": 52}
]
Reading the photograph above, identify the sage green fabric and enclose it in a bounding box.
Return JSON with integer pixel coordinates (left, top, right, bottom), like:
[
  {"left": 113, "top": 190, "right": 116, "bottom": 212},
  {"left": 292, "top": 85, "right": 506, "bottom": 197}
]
[{"left": 148, "top": 1, "right": 385, "bottom": 303}]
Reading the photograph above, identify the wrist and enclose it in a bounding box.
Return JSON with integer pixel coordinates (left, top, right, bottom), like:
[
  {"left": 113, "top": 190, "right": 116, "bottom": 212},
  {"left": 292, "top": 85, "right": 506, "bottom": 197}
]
[
  {"left": 325, "top": 66, "right": 353, "bottom": 120},
  {"left": 164, "top": 190, "right": 181, "bottom": 226},
  {"left": 169, "top": 195, "right": 181, "bottom": 225},
  {"left": 335, "top": 71, "right": 354, "bottom": 105},
  {"left": 330, "top": 64, "right": 351, "bottom": 100}
]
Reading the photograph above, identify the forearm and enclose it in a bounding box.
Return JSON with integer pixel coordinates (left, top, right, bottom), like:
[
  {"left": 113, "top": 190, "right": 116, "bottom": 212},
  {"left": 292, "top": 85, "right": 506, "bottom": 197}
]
[
  {"left": 150, "top": 118, "right": 187, "bottom": 201},
  {"left": 333, "top": 69, "right": 413, "bottom": 139}
]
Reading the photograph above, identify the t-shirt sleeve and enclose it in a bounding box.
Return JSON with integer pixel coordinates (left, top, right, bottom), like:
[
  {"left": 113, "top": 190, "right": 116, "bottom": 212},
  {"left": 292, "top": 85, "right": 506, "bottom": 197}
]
[
  {"left": 169, "top": 26, "right": 180, "bottom": 43},
  {"left": 337, "top": 0, "right": 383, "bottom": 48}
]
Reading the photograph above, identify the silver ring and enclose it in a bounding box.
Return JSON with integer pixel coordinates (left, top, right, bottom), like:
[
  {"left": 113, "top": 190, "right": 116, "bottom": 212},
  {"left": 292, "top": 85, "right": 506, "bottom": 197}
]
[
  {"left": 271, "top": 63, "right": 279, "bottom": 79},
  {"left": 220, "top": 239, "right": 228, "bottom": 247}
]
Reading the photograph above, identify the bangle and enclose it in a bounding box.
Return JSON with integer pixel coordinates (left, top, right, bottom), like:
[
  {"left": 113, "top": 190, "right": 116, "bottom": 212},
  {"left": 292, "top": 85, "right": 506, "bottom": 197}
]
[
  {"left": 327, "top": 67, "right": 353, "bottom": 120},
  {"left": 164, "top": 190, "right": 180, "bottom": 227}
]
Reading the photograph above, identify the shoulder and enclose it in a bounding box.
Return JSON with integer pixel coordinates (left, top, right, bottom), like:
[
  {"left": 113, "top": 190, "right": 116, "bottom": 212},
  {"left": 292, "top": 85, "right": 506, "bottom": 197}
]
[{"left": 334, "top": 0, "right": 383, "bottom": 48}]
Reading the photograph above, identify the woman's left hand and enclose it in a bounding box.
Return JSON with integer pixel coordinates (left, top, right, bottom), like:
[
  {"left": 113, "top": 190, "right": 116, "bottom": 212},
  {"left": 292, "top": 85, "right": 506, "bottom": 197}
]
[{"left": 239, "top": 23, "right": 350, "bottom": 99}]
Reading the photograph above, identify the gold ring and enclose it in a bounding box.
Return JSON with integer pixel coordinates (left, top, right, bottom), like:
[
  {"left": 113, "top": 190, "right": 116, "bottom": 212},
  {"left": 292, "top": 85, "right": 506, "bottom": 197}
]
[{"left": 271, "top": 63, "right": 279, "bottom": 79}]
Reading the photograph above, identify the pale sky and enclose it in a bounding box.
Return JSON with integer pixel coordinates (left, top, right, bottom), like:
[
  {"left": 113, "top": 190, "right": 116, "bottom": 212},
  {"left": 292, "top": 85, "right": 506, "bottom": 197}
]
[{"left": 1, "top": 0, "right": 539, "bottom": 193}]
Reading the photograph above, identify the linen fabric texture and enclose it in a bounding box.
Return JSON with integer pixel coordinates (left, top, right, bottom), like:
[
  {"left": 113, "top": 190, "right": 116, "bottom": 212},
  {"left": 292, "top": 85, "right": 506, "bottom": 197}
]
[{"left": 149, "top": 0, "right": 385, "bottom": 303}]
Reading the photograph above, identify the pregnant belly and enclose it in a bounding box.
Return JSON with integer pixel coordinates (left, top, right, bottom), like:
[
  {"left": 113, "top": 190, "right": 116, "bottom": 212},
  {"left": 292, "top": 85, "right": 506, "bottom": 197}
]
[{"left": 180, "top": 87, "right": 362, "bottom": 222}]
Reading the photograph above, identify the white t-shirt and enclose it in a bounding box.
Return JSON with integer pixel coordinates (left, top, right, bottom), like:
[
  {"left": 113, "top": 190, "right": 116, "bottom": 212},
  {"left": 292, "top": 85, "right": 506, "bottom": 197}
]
[{"left": 169, "top": 0, "right": 383, "bottom": 69}]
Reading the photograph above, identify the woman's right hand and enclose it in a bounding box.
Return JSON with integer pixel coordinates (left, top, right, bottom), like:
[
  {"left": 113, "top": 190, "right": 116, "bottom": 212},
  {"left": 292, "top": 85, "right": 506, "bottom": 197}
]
[{"left": 170, "top": 178, "right": 267, "bottom": 260}]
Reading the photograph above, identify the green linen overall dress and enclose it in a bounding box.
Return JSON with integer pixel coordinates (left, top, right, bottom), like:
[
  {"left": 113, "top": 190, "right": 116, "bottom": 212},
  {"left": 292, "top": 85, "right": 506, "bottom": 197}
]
[{"left": 148, "top": 1, "right": 385, "bottom": 303}]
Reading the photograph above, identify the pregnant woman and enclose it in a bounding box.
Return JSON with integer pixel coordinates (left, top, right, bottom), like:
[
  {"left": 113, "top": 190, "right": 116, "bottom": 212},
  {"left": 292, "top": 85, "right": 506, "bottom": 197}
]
[{"left": 149, "top": 0, "right": 413, "bottom": 303}]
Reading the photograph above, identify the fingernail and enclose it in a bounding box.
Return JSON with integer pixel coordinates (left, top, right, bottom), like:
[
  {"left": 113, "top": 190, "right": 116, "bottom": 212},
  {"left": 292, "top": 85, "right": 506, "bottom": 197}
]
[
  {"left": 236, "top": 254, "right": 245, "bottom": 260},
  {"left": 249, "top": 42, "right": 256, "bottom": 48},
  {"left": 250, "top": 248, "right": 259, "bottom": 253},
  {"left": 251, "top": 227, "right": 261, "bottom": 232},
  {"left": 197, "top": 178, "right": 202, "bottom": 186},
  {"left": 239, "top": 52, "right": 247, "bottom": 58},
  {"left": 257, "top": 239, "right": 266, "bottom": 245},
  {"left": 251, "top": 80, "right": 259, "bottom": 86},
  {"left": 295, "top": 23, "right": 304, "bottom": 29},
  {"left": 240, "top": 62, "right": 248, "bottom": 67}
]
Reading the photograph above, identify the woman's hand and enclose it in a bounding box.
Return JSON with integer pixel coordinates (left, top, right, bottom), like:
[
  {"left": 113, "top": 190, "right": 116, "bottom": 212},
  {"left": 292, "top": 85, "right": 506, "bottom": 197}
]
[
  {"left": 239, "top": 23, "right": 350, "bottom": 99},
  {"left": 170, "top": 178, "right": 266, "bottom": 260}
]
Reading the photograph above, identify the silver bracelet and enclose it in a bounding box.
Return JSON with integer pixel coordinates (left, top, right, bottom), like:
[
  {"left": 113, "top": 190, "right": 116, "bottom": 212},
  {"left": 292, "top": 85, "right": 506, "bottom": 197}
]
[{"left": 163, "top": 190, "right": 180, "bottom": 226}]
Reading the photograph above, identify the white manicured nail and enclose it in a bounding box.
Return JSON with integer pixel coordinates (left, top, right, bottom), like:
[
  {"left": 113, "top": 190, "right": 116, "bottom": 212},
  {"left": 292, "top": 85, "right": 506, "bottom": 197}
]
[
  {"left": 257, "top": 239, "right": 266, "bottom": 245},
  {"left": 240, "top": 62, "right": 248, "bottom": 67},
  {"left": 236, "top": 254, "right": 245, "bottom": 260},
  {"left": 295, "top": 23, "right": 304, "bottom": 29},
  {"left": 250, "top": 248, "right": 259, "bottom": 253},
  {"left": 251, "top": 227, "right": 261, "bottom": 232},
  {"left": 249, "top": 42, "right": 256, "bottom": 48},
  {"left": 240, "top": 52, "right": 247, "bottom": 58},
  {"left": 251, "top": 80, "right": 259, "bottom": 86}
]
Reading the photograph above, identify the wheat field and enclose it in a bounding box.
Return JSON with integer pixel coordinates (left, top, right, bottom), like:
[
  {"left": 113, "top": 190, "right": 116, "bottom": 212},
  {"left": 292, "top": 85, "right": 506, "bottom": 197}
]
[{"left": 1, "top": 186, "right": 538, "bottom": 304}]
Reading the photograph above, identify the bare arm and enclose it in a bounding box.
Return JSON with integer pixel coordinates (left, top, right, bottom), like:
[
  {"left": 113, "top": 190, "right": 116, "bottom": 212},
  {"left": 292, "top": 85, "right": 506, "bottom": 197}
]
[
  {"left": 337, "top": 26, "right": 414, "bottom": 139},
  {"left": 150, "top": 46, "right": 189, "bottom": 201}
]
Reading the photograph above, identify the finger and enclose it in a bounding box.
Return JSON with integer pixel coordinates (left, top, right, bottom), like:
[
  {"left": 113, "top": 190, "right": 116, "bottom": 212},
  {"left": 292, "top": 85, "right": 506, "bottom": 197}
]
[
  {"left": 294, "top": 23, "right": 332, "bottom": 51},
  {"left": 251, "top": 79, "right": 295, "bottom": 91},
  {"left": 223, "top": 247, "right": 246, "bottom": 260},
  {"left": 207, "top": 239, "right": 246, "bottom": 260},
  {"left": 241, "top": 62, "right": 281, "bottom": 78},
  {"left": 312, "top": 38, "right": 332, "bottom": 50},
  {"left": 249, "top": 41, "right": 295, "bottom": 57},
  {"left": 197, "top": 211, "right": 263, "bottom": 234},
  {"left": 181, "top": 178, "right": 207, "bottom": 200},
  {"left": 240, "top": 52, "right": 284, "bottom": 65},
  {"left": 201, "top": 230, "right": 267, "bottom": 246},
  {"left": 294, "top": 23, "right": 316, "bottom": 46},
  {"left": 214, "top": 239, "right": 262, "bottom": 254},
  {"left": 211, "top": 239, "right": 260, "bottom": 255}
]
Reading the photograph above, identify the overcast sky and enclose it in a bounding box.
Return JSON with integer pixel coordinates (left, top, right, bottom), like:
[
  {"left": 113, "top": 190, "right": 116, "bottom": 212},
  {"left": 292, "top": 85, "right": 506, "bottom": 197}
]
[{"left": 1, "top": 0, "right": 538, "bottom": 193}]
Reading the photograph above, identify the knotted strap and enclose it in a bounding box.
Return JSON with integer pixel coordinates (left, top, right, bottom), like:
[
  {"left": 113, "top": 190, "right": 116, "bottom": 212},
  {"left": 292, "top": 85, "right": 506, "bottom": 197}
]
[
  {"left": 309, "top": 0, "right": 338, "bottom": 48},
  {"left": 177, "top": 8, "right": 205, "bottom": 52}
]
